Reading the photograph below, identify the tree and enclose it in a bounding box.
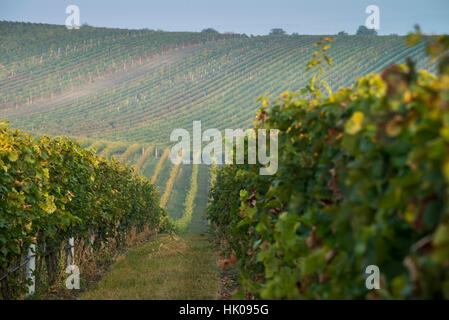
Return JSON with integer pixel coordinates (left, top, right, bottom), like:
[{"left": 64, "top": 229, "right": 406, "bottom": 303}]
[
  {"left": 269, "top": 28, "right": 286, "bottom": 35},
  {"left": 201, "top": 28, "right": 219, "bottom": 34},
  {"left": 356, "top": 25, "right": 377, "bottom": 35},
  {"left": 337, "top": 31, "right": 348, "bottom": 36}
]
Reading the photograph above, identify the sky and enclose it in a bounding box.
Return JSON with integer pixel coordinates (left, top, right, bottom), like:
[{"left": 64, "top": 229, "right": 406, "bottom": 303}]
[{"left": 0, "top": 0, "right": 448, "bottom": 35}]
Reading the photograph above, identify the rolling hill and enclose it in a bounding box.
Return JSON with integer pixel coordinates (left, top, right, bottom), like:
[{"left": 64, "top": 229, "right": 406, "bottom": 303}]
[
  {"left": 1, "top": 22, "right": 436, "bottom": 146},
  {"left": 0, "top": 21, "right": 437, "bottom": 232}
]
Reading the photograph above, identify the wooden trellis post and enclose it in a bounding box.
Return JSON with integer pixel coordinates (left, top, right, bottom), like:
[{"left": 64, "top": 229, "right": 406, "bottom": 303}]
[
  {"left": 88, "top": 229, "right": 95, "bottom": 253},
  {"left": 26, "top": 244, "right": 36, "bottom": 296},
  {"left": 67, "top": 238, "right": 75, "bottom": 267}
]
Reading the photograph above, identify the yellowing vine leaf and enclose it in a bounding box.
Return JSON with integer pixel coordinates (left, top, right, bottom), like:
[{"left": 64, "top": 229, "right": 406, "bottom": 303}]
[
  {"left": 345, "top": 112, "right": 364, "bottom": 135},
  {"left": 39, "top": 194, "right": 57, "bottom": 214},
  {"left": 8, "top": 150, "right": 19, "bottom": 162}
]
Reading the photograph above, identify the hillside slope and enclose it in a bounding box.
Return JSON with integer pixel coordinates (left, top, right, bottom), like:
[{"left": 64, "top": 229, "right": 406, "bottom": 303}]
[
  {"left": 79, "top": 139, "right": 210, "bottom": 233},
  {"left": 0, "top": 22, "right": 437, "bottom": 235},
  {"left": 1, "top": 22, "right": 436, "bottom": 147}
]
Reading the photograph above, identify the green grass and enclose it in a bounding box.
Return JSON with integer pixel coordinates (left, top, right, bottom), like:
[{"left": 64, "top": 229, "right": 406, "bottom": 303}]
[
  {"left": 142, "top": 157, "right": 159, "bottom": 178},
  {"left": 120, "top": 143, "right": 143, "bottom": 164},
  {"left": 80, "top": 234, "right": 220, "bottom": 300},
  {"left": 166, "top": 164, "right": 193, "bottom": 220},
  {"left": 154, "top": 156, "right": 173, "bottom": 191},
  {"left": 78, "top": 140, "right": 211, "bottom": 233},
  {"left": 186, "top": 164, "right": 210, "bottom": 234}
]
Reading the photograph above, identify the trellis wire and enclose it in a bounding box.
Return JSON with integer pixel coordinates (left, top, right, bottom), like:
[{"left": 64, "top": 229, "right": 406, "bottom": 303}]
[{"left": 0, "top": 238, "right": 75, "bottom": 296}]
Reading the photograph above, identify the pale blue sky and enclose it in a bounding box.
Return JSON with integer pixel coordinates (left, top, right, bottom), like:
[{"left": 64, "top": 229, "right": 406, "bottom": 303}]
[{"left": 1, "top": 0, "right": 448, "bottom": 35}]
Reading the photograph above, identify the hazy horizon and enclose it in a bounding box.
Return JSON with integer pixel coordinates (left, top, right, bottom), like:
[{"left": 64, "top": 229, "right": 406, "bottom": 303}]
[{"left": 1, "top": 0, "right": 448, "bottom": 36}]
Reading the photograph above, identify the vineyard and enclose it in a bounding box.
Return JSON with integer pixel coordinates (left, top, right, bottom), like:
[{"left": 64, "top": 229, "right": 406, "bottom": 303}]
[
  {"left": 1, "top": 22, "right": 436, "bottom": 147},
  {"left": 1, "top": 20, "right": 448, "bottom": 300},
  {"left": 0, "top": 128, "right": 210, "bottom": 299},
  {"left": 207, "top": 35, "right": 449, "bottom": 299},
  {"left": 78, "top": 138, "right": 211, "bottom": 234},
  {"left": 0, "top": 123, "right": 171, "bottom": 298}
]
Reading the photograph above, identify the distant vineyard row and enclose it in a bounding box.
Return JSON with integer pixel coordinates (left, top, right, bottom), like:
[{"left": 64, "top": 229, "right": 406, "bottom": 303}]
[
  {"left": 80, "top": 138, "right": 210, "bottom": 234},
  {"left": 0, "top": 21, "right": 242, "bottom": 108}
]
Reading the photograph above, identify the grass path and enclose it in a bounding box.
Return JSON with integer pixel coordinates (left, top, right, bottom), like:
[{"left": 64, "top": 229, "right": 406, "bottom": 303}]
[
  {"left": 81, "top": 163, "right": 217, "bottom": 300},
  {"left": 80, "top": 234, "right": 220, "bottom": 300}
]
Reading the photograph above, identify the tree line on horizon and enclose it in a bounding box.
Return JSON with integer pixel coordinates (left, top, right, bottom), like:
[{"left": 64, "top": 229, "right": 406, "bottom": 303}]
[{"left": 201, "top": 26, "right": 380, "bottom": 36}]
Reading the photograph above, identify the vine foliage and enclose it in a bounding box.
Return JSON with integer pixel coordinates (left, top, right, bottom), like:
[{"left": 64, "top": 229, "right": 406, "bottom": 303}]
[
  {"left": 207, "top": 36, "right": 449, "bottom": 299},
  {"left": 0, "top": 123, "right": 171, "bottom": 298}
]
